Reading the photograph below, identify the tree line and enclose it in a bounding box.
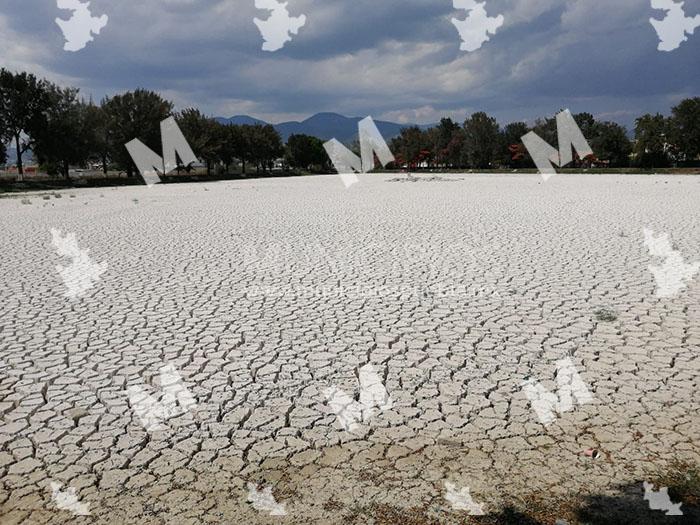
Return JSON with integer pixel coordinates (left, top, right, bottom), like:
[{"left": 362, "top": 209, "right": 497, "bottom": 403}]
[
  {"left": 0, "top": 69, "right": 299, "bottom": 179},
  {"left": 390, "top": 103, "right": 699, "bottom": 170},
  {"left": 1, "top": 68, "right": 698, "bottom": 180}
]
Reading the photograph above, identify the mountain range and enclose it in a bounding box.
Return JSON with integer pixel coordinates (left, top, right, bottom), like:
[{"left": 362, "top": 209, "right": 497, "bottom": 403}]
[{"left": 215, "top": 112, "right": 429, "bottom": 143}]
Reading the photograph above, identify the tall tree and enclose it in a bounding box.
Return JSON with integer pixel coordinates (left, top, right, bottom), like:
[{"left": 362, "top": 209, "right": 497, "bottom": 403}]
[
  {"left": 463, "top": 112, "right": 500, "bottom": 169},
  {"left": 286, "top": 134, "right": 328, "bottom": 171},
  {"left": 102, "top": 89, "right": 173, "bottom": 177},
  {"left": 634, "top": 114, "right": 672, "bottom": 168},
  {"left": 249, "top": 124, "right": 283, "bottom": 173},
  {"left": 235, "top": 125, "right": 255, "bottom": 174},
  {"left": 390, "top": 126, "right": 425, "bottom": 169},
  {"left": 83, "top": 102, "right": 110, "bottom": 174},
  {"left": 216, "top": 124, "right": 240, "bottom": 174},
  {"left": 0, "top": 69, "right": 52, "bottom": 179},
  {"left": 573, "top": 112, "right": 597, "bottom": 140},
  {"left": 176, "top": 109, "right": 222, "bottom": 175},
  {"left": 590, "top": 122, "right": 632, "bottom": 167},
  {"left": 32, "top": 86, "right": 92, "bottom": 179},
  {"left": 530, "top": 115, "right": 558, "bottom": 147},
  {"left": 432, "top": 118, "right": 461, "bottom": 168},
  {"left": 669, "top": 97, "right": 700, "bottom": 161},
  {"left": 501, "top": 121, "right": 531, "bottom": 168},
  {"left": 0, "top": 102, "right": 5, "bottom": 165}
]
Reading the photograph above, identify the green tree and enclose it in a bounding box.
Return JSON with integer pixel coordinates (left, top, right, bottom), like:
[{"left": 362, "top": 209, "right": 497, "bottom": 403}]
[
  {"left": 431, "top": 118, "right": 461, "bottom": 168},
  {"left": 32, "top": 86, "right": 92, "bottom": 179},
  {"left": 249, "top": 124, "right": 283, "bottom": 173},
  {"left": 529, "top": 111, "right": 597, "bottom": 168},
  {"left": 390, "top": 126, "right": 425, "bottom": 169},
  {"left": 445, "top": 127, "right": 466, "bottom": 168},
  {"left": 573, "top": 112, "right": 596, "bottom": 140},
  {"left": 634, "top": 114, "right": 672, "bottom": 168},
  {"left": 590, "top": 122, "right": 632, "bottom": 167},
  {"left": 102, "top": 89, "right": 174, "bottom": 178},
  {"left": 669, "top": 97, "right": 700, "bottom": 161},
  {"left": 216, "top": 124, "right": 240, "bottom": 174},
  {"left": 176, "top": 109, "right": 222, "bottom": 175},
  {"left": 0, "top": 69, "right": 52, "bottom": 179},
  {"left": 83, "top": 102, "right": 110, "bottom": 174},
  {"left": 0, "top": 103, "right": 5, "bottom": 165},
  {"left": 501, "top": 122, "right": 531, "bottom": 168},
  {"left": 462, "top": 112, "right": 500, "bottom": 169},
  {"left": 235, "top": 125, "right": 255, "bottom": 174},
  {"left": 286, "top": 134, "right": 328, "bottom": 171}
]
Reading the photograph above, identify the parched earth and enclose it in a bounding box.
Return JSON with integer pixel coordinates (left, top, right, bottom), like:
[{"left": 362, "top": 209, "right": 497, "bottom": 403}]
[{"left": 0, "top": 173, "right": 698, "bottom": 524}]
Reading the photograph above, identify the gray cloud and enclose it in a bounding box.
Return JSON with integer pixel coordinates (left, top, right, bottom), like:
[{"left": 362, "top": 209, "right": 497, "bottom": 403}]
[{"left": 0, "top": 0, "right": 698, "bottom": 127}]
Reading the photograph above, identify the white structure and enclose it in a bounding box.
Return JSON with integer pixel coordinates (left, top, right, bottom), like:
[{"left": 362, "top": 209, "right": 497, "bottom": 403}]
[
  {"left": 254, "top": 0, "right": 307, "bottom": 52},
  {"left": 522, "top": 358, "right": 594, "bottom": 426},
  {"left": 323, "top": 117, "right": 395, "bottom": 188},
  {"left": 247, "top": 483, "right": 287, "bottom": 516},
  {"left": 325, "top": 364, "right": 393, "bottom": 432},
  {"left": 51, "top": 228, "right": 108, "bottom": 299},
  {"left": 650, "top": 0, "right": 700, "bottom": 52},
  {"left": 50, "top": 481, "right": 90, "bottom": 516},
  {"left": 451, "top": 0, "right": 504, "bottom": 52},
  {"left": 128, "top": 364, "right": 197, "bottom": 433},
  {"left": 55, "top": 0, "right": 108, "bottom": 52},
  {"left": 644, "top": 228, "right": 699, "bottom": 298},
  {"left": 521, "top": 109, "right": 593, "bottom": 181},
  {"left": 643, "top": 481, "right": 683, "bottom": 515},
  {"left": 444, "top": 481, "right": 485, "bottom": 515},
  {"left": 125, "top": 117, "right": 198, "bottom": 186}
]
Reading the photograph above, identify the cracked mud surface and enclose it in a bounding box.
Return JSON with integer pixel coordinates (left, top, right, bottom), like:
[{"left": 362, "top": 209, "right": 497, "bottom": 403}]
[{"left": 1, "top": 174, "right": 699, "bottom": 523}]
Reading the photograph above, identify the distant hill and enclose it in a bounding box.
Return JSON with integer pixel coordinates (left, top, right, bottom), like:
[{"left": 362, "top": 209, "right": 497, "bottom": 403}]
[
  {"left": 215, "top": 112, "right": 430, "bottom": 143},
  {"left": 214, "top": 115, "right": 268, "bottom": 126}
]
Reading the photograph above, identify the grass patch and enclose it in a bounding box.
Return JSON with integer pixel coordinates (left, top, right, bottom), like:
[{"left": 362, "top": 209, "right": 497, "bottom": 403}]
[
  {"left": 594, "top": 307, "right": 618, "bottom": 322},
  {"left": 342, "top": 497, "right": 577, "bottom": 525},
  {"left": 339, "top": 466, "right": 700, "bottom": 525},
  {"left": 652, "top": 460, "right": 700, "bottom": 507}
]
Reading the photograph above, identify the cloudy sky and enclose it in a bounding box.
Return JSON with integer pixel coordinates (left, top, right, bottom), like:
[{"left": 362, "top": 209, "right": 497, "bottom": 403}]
[{"left": 1, "top": 0, "right": 698, "bottom": 127}]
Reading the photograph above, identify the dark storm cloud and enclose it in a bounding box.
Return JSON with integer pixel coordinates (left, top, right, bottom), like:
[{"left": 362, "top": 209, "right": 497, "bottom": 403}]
[{"left": 0, "top": 0, "right": 698, "bottom": 127}]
